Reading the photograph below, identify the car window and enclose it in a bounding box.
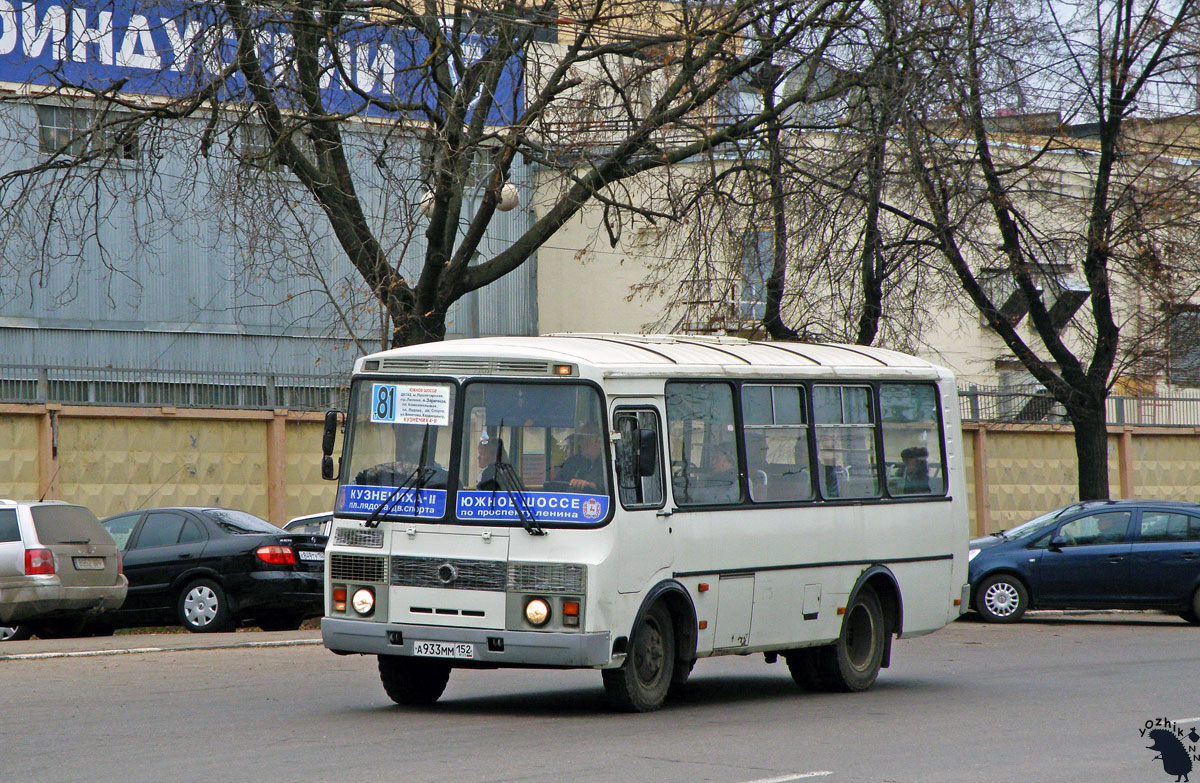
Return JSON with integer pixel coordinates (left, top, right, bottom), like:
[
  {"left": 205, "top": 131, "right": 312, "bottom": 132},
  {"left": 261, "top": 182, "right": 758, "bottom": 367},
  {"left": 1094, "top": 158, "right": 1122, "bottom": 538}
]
[
  {"left": 0, "top": 509, "right": 19, "bottom": 543},
  {"left": 1138, "top": 512, "right": 1200, "bottom": 543},
  {"left": 203, "top": 509, "right": 279, "bottom": 534},
  {"left": 1057, "top": 512, "right": 1131, "bottom": 546},
  {"left": 29, "top": 505, "right": 113, "bottom": 544},
  {"left": 133, "top": 512, "right": 188, "bottom": 549},
  {"left": 285, "top": 520, "right": 328, "bottom": 535},
  {"left": 178, "top": 518, "right": 207, "bottom": 544},
  {"left": 103, "top": 514, "right": 141, "bottom": 549}
]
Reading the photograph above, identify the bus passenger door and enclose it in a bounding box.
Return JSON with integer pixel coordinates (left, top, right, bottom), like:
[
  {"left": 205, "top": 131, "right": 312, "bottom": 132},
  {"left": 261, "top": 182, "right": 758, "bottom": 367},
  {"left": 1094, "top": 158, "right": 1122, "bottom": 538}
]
[{"left": 612, "top": 406, "right": 673, "bottom": 593}]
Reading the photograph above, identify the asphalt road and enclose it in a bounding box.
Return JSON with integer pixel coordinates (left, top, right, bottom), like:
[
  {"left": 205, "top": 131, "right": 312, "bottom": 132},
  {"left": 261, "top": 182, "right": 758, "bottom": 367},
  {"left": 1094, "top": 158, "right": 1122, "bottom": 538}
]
[{"left": 1, "top": 613, "right": 1195, "bottom": 783}]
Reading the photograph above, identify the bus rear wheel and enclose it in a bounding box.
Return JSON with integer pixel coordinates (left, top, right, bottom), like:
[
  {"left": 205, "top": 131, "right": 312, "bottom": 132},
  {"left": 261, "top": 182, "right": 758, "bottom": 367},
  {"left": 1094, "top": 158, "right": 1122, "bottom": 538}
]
[
  {"left": 378, "top": 655, "right": 451, "bottom": 706},
  {"left": 603, "top": 602, "right": 675, "bottom": 712},
  {"left": 800, "top": 586, "right": 886, "bottom": 693}
]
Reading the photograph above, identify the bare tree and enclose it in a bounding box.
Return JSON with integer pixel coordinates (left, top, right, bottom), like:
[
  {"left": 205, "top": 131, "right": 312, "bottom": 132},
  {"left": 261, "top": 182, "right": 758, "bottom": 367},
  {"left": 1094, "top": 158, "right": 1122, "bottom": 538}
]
[
  {"left": 0, "top": 0, "right": 873, "bottom": 348},
  {"left": 893, "top": 0, "right": 1200, "bottom": 499},
  {"left": 627, "top": 0, "right": 943, "bottom": 347}
]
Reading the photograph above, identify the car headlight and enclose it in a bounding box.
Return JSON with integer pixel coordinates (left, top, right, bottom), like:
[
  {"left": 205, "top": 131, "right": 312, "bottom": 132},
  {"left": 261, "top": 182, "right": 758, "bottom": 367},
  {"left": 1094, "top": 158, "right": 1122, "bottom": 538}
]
[
  {"left": 968, "top": 548, "right": 981, "bottom": 562},
  {"left": 524, "top": 598, "right": 551, "bottom": 626},
  {"left": 351, "top": 587, "right": 375, "bottom": 616}
]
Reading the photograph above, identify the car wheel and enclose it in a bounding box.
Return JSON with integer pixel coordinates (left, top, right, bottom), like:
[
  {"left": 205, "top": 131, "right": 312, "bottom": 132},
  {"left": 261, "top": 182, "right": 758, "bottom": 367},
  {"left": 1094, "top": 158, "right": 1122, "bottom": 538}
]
[
  {"left": 177, "top": 579, "right": 234, "bottom": 633},
  {"left": 805, "top": 586, "right": 887, "bottom": 692},
  {"left": 974, "top": 574, "right": 1029, "bottom": 623},
  {"left": 0, "top": 625, "right": 32, "bottom": 642},
  {"left": 378, "top": 655, "right": 451, "bottom": 706},
  {"left": 1181, "top": 588, "right": 1200, "bottom": 625},
  {"left": 27, "top": 617, "right": 86, "bottom": 639},
  {"left": 602, "top": 602, "right": 675, "bottom": 712}
]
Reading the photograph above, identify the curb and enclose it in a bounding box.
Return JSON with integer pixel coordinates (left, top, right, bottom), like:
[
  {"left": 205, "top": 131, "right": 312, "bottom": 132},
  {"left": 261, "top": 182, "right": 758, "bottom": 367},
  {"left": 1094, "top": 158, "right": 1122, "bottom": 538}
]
[{"left": 0, "top": 636, "right": 323, "bottom": 661}]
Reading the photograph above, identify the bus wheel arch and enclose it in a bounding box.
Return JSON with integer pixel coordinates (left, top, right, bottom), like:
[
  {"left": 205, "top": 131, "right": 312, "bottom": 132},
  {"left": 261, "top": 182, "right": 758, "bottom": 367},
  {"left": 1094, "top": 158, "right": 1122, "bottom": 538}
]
[
  {"left": 853, "top": 566, "right": 903, "bottom": 668},
  {"left": 790, "top": 567, "right": 897, "bottom": 693},
  {"left": 604, "top": 581, "right": 696, "bottom": 711}
]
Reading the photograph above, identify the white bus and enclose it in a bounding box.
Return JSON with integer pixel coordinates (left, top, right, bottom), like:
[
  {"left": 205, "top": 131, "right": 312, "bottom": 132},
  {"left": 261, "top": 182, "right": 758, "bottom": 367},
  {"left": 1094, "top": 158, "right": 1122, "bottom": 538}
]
[{"left": 320, "top": 334, "right": 970, "bottom": 711}]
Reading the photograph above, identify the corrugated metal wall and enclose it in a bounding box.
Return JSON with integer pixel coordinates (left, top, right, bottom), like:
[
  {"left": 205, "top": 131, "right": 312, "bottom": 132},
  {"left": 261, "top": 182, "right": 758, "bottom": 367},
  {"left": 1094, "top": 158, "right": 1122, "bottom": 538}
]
[{"left": 0, "top": 105, "right": 537, "bottom": 375}]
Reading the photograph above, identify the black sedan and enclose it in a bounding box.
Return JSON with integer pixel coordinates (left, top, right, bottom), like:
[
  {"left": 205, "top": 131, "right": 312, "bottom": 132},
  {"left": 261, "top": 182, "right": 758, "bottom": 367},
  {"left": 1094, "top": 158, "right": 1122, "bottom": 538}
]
[
  {"left": 97, "top": 507, "right": 325, "bottom": 632},
  {"left": 968, "top": 499, "right": 1200, "bottom": 623}
]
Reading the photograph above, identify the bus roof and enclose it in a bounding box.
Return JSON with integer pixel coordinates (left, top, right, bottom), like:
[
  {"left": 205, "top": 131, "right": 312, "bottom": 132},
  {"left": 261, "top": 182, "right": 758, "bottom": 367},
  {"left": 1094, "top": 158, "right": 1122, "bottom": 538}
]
[{"left": 356, "top": 334, "right": 952, "bottom": 380}]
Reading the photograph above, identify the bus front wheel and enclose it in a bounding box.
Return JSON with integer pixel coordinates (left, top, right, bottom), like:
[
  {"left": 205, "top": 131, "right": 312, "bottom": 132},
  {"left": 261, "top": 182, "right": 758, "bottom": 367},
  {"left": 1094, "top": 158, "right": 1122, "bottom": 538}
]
[
  {"left": 800, "top": 586, "right": 886, "bottom": 693},
  {"left": 378, "top": 655, "right": 451, "bottom": 706},
  {"left": 603, "top": 602, "right": 675, "bottom": 712}
]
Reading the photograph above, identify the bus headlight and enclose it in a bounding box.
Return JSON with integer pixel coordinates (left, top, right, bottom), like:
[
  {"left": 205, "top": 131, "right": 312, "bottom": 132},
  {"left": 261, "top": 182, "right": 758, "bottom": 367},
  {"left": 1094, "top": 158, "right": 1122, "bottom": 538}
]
[
  {"left": 524, "top": 598, "right": 551, "bottom": 626},
  {"left": 352, "top": 587, "right": 375, "bottom": 616}
]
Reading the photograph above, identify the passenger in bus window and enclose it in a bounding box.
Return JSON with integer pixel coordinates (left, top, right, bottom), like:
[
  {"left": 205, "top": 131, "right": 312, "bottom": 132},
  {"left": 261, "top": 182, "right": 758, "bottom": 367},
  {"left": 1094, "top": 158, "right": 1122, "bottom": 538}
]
[
  {"left": 898, "top": 446, "right": 931, "bottom": 494},
  {"left": 554, "top": 427, "right": 606, "bottom": 492},
  {"left": 476, "top": 441, "right": 502, "bottom": 490},
  {"left": 691, "top": 445, "right": 738, "bottom": 504}
]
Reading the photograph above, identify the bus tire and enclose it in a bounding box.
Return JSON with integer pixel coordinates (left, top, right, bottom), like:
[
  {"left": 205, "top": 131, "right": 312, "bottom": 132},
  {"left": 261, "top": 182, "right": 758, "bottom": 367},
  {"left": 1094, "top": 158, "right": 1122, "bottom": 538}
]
[
  {"left": 378, "top": 655, "right": 451, "bottom": 706},
  {"left": 603, "top": 602, "right": 675, "bottom": 712},
  {"left": 813, "top": 586, "right": 886, "bottom": 692},
  {"left": 783, "top": 648, "right": 825, "bottom": 690}
]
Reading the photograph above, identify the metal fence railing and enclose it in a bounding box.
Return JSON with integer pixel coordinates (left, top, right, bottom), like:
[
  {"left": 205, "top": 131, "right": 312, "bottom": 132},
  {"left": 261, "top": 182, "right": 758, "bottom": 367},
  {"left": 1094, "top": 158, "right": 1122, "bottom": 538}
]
[
  {"left": 5, "top": 365, "right": 1200, "bottom": 424},
  {"left": 0, "top": 364, "right": 349, "bottom": 412},
  {"left": 958, "top": 384, "right": 1200, "bottom": 427}
]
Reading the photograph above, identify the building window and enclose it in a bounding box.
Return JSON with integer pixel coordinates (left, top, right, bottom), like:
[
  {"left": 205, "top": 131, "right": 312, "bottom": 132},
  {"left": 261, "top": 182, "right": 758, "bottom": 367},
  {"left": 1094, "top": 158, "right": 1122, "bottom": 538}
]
[
  {"left": 738, "top": 227, "right": 770, "bottom": 321},
  {"left": 37, "top": 105, "right": 138, "bottom": 161},
  {"left": 239, "top": 123, "right": 281, "bottom": 171},
  {"left": 1167, "top": 307, "right": 1200, "bottom": 386}
]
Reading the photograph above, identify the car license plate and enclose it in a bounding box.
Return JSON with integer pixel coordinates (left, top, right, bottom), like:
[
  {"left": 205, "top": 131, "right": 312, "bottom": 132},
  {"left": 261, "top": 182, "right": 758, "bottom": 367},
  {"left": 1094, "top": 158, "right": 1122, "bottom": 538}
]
[
  {"left": 298, "top": 550, "right": 325, "bottom": 562},
  {"left": 412, "top": 640, "right": 474, "bottom": 659},
  {"left": 73, "top": 557, "right": 105, "bottom": 570}
]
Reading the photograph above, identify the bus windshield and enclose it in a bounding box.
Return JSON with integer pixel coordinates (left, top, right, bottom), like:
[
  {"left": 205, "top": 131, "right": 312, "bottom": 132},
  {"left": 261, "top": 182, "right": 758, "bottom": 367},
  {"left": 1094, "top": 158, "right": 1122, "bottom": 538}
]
[
  {"left": 338, "top": 380, "right": 456, "bottom": 519},
  {"left": 459, "top": 382, "right": 609, "bottom": 498}
]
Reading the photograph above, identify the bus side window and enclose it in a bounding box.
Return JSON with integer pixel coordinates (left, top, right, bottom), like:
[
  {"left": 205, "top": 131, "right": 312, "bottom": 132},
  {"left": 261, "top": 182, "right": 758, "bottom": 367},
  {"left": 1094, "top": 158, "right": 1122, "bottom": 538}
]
[
  {"left": 666, "top": 382, "right": 741, "bottom": 506},
  {"left": 813, "top": 385, "right": 880, "bottom": 500},
  {"left": 880, "top": 383, "right": 945, "bottom": 497},
  {"left": 741, "top": 384, "right": 813, "bottom": 502},
  {"left": 614, "top": 410, "right": 664, "bottom": 508}
]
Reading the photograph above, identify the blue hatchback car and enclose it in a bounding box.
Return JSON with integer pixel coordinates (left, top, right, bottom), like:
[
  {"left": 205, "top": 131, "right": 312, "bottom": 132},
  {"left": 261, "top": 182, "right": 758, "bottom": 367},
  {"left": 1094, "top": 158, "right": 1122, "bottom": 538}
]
[{"left": 968, "top": 500, "right": 1200, "bottom": 623}]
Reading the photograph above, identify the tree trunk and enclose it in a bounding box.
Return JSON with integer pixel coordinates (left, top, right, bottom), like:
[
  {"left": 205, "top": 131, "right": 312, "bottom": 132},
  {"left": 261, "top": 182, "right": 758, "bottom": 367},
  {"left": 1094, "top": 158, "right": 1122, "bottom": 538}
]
[
  {"left": 390, "top": 307, "right": 448, "bottom": 348},
  {"left": 1069, "top": 406, "right": 1111, "bottom": 501}
]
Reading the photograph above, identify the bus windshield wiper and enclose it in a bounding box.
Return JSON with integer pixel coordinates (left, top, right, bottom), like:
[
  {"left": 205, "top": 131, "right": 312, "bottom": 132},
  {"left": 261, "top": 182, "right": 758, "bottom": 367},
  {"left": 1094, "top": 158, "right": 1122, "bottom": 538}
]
[
  {"left": 487, "top": 423, "right": 545, "bottom": 536},
  {"left": 365, "top": 425, "right": 433, "bottom": 529}
]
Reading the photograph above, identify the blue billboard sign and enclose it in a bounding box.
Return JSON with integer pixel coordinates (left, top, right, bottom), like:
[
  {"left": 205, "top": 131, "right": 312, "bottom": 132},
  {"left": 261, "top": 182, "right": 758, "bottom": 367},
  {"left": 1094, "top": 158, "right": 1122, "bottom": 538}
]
[
  {"left": 0, "top": 0, "right": 522, "bottom": 123},
  {"left": 456, "top": 490, "right": 609, "bottom": 524},
  {"left": 337, "top": 484, "right": 448, "bottom": 518}
]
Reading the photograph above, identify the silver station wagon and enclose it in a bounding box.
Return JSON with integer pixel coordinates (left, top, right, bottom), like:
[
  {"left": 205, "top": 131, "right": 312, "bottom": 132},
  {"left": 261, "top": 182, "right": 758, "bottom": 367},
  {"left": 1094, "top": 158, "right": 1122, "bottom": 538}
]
[{"left": 0, "top": 500, "right": 128, "bottom": 640}]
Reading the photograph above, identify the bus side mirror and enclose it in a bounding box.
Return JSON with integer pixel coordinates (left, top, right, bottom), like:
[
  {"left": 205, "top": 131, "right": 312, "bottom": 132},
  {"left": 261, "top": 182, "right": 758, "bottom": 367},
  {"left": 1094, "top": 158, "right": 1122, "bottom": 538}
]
[
  {"left": 634, "top": 428, "right": 658, "bottom": 477},
  {"left": 322, "top": 410, "right": 341, "bottom": 481}
]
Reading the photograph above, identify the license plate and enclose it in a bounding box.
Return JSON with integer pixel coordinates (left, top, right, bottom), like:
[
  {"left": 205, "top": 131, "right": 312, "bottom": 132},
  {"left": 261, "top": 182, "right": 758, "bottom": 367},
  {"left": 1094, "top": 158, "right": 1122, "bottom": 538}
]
[
  {"left": 298, "top": 551, "right": 325, "bottom": 562},
  {"left": 73, "top": 557, "right": 105, "bottom": 571},
  {"left": 412, "top": 640, "right": 474, "bottom": 659}
]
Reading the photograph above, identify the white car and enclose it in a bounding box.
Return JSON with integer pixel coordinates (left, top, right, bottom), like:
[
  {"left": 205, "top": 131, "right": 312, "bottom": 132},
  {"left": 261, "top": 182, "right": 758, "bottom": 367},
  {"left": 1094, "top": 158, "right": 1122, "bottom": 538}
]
[
  {"left": 0, "top": 500, "right": 128, "bottom": 640},
  {"left": 283, "top": 512, "right": 332, "bottom": 537}
]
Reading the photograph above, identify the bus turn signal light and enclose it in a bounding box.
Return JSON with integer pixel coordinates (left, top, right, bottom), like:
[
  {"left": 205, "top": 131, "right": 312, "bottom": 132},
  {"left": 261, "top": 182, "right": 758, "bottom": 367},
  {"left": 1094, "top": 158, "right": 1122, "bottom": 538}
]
[
  {"left": 333, "top": 586, "right": 347, "bottom": 612},
  {"left": 562, "top": 600, "right": 579, "bottom": 627}
]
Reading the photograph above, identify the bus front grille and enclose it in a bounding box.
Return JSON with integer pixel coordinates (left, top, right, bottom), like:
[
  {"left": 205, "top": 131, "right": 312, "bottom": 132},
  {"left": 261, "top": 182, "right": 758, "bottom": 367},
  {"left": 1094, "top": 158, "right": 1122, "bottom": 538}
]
[
  {"left": 329, "top": 553, "right": 388, "bottom": 583},
  {"left": 333, "top": 528, "right": 384, "bottom": 548},
  {"left": 391, "top": 556, "right": 507, "bottom": 591}
]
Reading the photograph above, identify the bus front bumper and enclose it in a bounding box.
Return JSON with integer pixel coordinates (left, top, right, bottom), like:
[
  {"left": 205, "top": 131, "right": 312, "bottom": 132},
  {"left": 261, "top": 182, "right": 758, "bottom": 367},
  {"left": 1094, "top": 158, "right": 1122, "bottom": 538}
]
[{"left": 322, "top": 617, "right": 613, "bottom": 668}]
